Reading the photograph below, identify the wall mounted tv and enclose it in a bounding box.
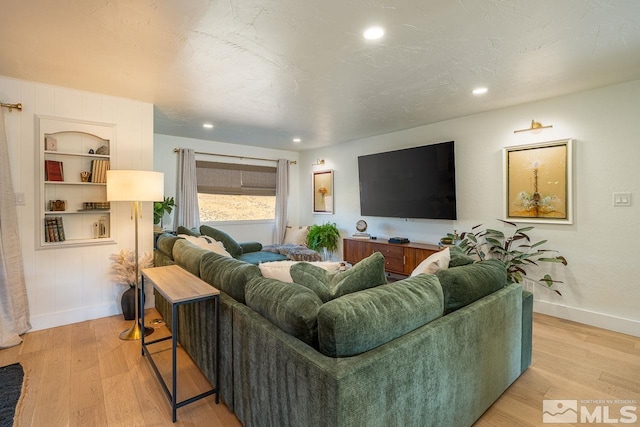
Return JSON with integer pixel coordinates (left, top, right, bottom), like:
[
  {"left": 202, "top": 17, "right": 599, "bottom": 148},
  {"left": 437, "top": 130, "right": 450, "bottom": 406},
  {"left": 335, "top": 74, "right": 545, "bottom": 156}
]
[{"left": 358, "top": 141, "right": 457, "bottom": 220}]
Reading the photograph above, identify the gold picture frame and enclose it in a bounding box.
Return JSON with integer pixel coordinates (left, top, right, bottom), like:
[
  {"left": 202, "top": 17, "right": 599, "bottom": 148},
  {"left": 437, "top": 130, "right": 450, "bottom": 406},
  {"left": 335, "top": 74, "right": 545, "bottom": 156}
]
[
  {"left": 504, "top": 139, "right": 573, "bottom": 224},
  {"left": 312, "top": 170, "right": 334, "bottom": 214}
]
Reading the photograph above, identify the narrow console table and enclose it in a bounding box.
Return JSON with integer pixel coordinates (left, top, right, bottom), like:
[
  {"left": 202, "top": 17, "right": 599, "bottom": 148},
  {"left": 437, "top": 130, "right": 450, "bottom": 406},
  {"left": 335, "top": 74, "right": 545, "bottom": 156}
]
[
  {"left": 141, "top": 265, "right": 220, "bottom": 422},
  {"left": 343, "top": 237, "right": 441, "bottom": 276}
]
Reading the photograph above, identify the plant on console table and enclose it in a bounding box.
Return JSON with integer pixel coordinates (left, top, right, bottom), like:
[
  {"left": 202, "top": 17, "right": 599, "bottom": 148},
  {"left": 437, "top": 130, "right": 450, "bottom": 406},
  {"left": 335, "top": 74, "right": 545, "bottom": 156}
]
[
  {"left": 306, "top": 222, "right": 340, "bottom": 261},
  {"left": 458, "top": 220, "right": 568, "bottom": 295},
  {"left": 109, "top": 249, "right": 153, "bottom": 320}
]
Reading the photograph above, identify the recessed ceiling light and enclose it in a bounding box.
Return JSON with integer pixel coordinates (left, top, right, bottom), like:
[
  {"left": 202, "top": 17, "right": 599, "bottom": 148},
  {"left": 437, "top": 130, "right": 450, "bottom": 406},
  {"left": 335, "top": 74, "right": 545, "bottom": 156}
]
[
  {"left": 472, "top": 87, "right": 488, "bottom": 95},
  {"left": 363, "top": 26, "right": 385, "bottom": 40},
  {"left": 293, "top": 138, "right": 301, "bottom": 143},
  {"left": 203, "top": 123, "right": 214, "bottom": 129}
]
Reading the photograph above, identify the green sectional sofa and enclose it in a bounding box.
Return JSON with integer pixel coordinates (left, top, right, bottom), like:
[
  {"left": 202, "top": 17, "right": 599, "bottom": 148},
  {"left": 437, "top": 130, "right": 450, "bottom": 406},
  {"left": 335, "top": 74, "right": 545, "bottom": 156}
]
[{"left": 153, "top": 232, "right": 533, "bottom": 427}]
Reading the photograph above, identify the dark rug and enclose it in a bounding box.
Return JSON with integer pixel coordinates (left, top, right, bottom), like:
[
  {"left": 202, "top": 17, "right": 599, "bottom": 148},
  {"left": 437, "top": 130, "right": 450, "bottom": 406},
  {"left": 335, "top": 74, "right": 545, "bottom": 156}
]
[{"left": 0, "top": 363, "right": 24, "bottom": 427}]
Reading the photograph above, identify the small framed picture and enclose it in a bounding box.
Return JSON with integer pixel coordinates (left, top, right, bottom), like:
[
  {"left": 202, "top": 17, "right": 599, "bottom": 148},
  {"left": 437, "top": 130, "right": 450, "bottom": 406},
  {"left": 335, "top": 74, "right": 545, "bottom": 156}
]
[{"left": 45, "top": 136, "right": 57, "bottom": 151}]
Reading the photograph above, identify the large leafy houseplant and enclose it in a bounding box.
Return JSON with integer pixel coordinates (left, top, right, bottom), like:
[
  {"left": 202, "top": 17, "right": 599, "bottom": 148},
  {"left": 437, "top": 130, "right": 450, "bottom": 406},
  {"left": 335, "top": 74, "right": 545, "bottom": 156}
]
[
  {"left": 306, "top": 223, "right": 340, "bottom": 253},
  {"left": 458, "top": 220, "right": 568, "bottom": 295},
  {"left": 154, "top": 196, "right": 175, "bottom": 225}
]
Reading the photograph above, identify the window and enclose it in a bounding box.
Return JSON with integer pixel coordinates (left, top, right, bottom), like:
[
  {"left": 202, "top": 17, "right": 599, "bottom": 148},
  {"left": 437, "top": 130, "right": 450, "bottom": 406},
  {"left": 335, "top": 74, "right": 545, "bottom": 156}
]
[{"left": 196, "top": 161, "right": 276, "bottom": 222}]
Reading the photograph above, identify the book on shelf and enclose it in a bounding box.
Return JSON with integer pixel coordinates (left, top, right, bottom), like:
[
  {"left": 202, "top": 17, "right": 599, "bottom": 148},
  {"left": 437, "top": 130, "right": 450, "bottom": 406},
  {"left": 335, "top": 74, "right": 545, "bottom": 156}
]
[
  {"left": 45, "top": 160, "right": 64, "bottom": 181},
  {"left": 56, "top": 216, "right": 66, "bottom": 241},
  {"left": 90, "top": 159, "right": 110, "bottom": 183},
  {"left": 44, "top": 217, "right": 66, "bottom": 242}
]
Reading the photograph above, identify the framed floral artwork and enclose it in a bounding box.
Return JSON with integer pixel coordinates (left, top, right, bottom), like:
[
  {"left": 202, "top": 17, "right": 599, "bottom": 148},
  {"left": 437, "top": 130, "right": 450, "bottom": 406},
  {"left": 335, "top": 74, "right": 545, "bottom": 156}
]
[
  {"left": 312, "top": 170, "right": 334, "bottom": 214},
  {"left": 503, "top": 139, "right": 573, "bottom": 224}
]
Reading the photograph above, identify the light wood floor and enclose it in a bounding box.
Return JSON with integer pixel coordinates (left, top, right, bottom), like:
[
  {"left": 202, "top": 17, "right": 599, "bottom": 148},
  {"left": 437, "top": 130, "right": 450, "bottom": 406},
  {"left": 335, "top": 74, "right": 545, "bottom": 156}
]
[{"left": 1, "top": 311, "right": 638, "bottom": 426}]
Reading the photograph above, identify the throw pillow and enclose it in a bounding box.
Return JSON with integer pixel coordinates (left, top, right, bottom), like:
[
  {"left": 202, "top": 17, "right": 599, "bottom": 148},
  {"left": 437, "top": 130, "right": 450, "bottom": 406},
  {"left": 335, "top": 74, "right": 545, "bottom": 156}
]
[
  {"left": 448, "top": 245, "right": 475, "bottom": 267},
  {"left": 410, "top": 247, "right": 450, "bottom": 276},
  {"left": 176, "top": 226, "right": 200, "bottom": 237},
  {"left": 283, "top": 226, "right": 310, "bottom": 246},
  {"left": 436, "top": 258, "right": 507, "bottom": 314},
  {"left": 290, "top": 252, "right": 387, "bottom": 303},
  {"left": 200, "top": 225, "right": 243, "bottom": 258},
  {"left": 178, "top": 234, "right": 232, "bottom": 257},
  {"left": 259, "top": 260, "right": 341, "bottom": 283}
]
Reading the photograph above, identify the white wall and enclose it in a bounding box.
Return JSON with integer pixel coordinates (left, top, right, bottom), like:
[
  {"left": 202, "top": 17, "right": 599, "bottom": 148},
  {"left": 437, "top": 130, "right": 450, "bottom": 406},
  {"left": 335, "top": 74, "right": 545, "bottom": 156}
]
[
  {"left": 298, "top": 80, "right": 640, "bottom": 337},
  {"left": 1, "top": 75, "right": 155, "bottom": 331},
  {"left": 153, "top": 134, "right": 299, "bottom": 244}
]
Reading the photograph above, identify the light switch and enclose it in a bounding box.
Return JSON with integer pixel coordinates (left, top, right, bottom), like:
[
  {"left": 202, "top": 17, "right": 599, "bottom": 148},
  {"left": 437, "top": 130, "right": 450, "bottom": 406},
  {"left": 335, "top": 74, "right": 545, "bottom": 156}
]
[
  {"left": 613, "top": 192, "right": 631, "bottom": 207},
  {"left": 14, "top": 192, "right": 25, "bottom": 205}
]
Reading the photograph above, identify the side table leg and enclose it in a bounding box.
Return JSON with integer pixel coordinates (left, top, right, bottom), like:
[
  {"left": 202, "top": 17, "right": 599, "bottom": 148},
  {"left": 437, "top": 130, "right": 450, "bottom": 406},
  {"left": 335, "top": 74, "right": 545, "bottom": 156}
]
[{"left": 172, "top": 302, "right": 178, "bottom": 422}]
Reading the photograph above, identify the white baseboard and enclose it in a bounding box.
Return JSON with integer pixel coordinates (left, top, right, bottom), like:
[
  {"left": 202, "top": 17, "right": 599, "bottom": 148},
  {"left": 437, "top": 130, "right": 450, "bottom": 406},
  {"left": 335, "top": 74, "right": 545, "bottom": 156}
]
[
  {"left": 534, "top": 300, "right": 640, "bottom": 338},
  {"left": 29, "top": 302, "right": 119, "bottom": 332},
  {"left": 28, "top": 295, "right": 156, "bottom": 332}
]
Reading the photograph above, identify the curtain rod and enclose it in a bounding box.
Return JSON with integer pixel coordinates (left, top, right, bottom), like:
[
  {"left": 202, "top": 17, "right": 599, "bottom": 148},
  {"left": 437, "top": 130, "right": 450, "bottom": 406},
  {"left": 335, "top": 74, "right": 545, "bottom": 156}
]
[
  {"left": 1, "top": 102, "right": 22, "bottom": 111},
  {"left": 173, "top": 148, "right": 297, "bottom": 165}
]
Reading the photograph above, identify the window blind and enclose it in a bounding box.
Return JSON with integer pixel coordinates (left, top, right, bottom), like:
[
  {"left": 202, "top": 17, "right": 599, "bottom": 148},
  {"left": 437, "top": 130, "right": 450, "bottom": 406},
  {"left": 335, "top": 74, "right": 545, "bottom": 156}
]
[{"left": 196, "top": 161, "right": 277, "bottom": 196}]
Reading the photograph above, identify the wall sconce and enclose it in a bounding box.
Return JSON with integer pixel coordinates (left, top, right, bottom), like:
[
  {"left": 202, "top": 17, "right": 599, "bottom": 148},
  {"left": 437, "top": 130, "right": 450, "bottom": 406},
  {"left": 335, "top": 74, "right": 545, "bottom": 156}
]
[
  {"left": 514, "top": 119, "right": 553, "bottom": 134},
  {"left": 312, "top": 159, "right": 325, "bottom": 167}
]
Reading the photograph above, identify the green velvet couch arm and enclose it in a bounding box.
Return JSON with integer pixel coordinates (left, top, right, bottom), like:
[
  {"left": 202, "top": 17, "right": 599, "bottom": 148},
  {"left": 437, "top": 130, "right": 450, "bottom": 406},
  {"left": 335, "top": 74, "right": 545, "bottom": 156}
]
[{"left": 239, "top": 241, "right": 263, "bottom": 253}]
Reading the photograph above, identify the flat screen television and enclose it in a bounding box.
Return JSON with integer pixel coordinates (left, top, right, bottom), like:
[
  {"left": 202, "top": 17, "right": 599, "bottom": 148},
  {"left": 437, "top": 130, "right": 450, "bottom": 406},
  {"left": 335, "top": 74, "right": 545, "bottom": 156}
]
[{"left": 358, "top": 141, "right": 457, "bottom": 220}]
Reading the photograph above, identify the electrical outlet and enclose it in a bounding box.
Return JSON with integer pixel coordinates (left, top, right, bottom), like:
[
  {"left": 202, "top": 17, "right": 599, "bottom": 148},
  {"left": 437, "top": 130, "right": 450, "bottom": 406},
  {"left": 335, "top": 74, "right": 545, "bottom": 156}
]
[
  {"left": 14, "top": 192, "right": 25, "bottom": 205},
  {"left": 613, "top": 192, "right": 631, "bottom": 207}
]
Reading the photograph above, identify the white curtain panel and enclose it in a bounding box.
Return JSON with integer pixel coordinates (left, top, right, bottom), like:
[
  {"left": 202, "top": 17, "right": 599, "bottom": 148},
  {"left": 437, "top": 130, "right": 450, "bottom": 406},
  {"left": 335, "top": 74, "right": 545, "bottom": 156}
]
[
  {"left": 0, "top": 108, "right": 31, "bottom": 348},
  {"left": 273, "top": 159, "right": 289, "bottom": 244},
  {"left": 173, "top": 148, "right": 201, "bottom": 230}
]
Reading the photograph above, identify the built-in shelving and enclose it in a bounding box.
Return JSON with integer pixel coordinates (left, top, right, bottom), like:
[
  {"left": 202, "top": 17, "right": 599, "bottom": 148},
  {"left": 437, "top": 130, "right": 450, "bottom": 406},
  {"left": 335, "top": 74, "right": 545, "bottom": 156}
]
[{"left": 36, "top": 116, "right": 117, "bottom": 249}]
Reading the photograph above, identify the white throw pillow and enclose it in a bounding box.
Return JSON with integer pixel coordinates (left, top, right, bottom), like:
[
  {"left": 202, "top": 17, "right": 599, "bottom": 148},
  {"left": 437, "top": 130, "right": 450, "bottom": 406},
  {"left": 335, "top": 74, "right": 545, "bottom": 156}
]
[
  {"left": 410, "top": 247, "right": 451, "bottom": 277},
  {"left": 259, "top": 260, "right": 342, "bottom": 283},
  {"left": 283, "top": 226, "right": 310, "bottom": 246},
  {"left": 178, "top": 234, "right": 232, "bottom": 257}
]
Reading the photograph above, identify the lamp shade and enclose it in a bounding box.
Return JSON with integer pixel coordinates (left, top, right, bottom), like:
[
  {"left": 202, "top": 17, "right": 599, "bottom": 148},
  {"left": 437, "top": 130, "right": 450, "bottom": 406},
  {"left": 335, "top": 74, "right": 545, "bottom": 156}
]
[{"left": 107, "top": 170, "right": 164, "bottom": 202}]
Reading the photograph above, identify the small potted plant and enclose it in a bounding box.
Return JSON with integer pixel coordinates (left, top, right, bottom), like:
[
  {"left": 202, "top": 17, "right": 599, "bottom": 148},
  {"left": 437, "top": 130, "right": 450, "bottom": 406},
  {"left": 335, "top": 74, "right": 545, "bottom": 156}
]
[
  {"left": 154, "top": 196, "right": 175, "bottom": 232},
  {"left": 109, "top": 249, "right": 153, "bottom": 319},
  {"left": 306, "top": 222, "right": 341, "bottom": 261}
]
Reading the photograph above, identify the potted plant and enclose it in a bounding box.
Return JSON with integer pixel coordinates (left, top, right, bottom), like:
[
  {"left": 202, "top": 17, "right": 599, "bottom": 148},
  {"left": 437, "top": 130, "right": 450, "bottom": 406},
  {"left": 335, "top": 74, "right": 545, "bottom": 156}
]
[
  {"left": 109, "top": 249, "right": 153, "bottom": 319},
  {"left": 153, "top": 196, "right": 175, "bottom": 231},
  {"left": 306, "top": 222, "right": 340, "bottom": 260},
  {"left": 457, "top": 220, "right": 568, "bottom": 295}
]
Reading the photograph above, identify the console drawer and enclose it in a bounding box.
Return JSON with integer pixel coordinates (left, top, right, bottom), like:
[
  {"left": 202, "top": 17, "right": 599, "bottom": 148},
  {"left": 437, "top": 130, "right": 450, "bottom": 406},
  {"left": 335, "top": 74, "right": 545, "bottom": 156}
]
[
  {"left": 374, "top": 243, "right": 404, "bottom": 259},
  {"left": 383, "top": 256, "right": 404, "bottom": 274}
]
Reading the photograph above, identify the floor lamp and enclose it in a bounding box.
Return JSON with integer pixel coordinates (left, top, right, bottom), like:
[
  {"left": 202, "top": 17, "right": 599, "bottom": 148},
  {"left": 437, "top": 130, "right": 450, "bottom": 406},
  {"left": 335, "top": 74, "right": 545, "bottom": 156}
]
[{"left": 107, "top": 169, "right": 164, "bottom": 340}]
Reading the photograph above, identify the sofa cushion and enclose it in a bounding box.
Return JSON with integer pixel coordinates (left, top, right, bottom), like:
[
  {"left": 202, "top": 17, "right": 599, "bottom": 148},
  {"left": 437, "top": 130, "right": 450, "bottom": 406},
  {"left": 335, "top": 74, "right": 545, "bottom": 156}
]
[
  {"left": 290, "top": 252, "right": 387, "bottom": 303},
  {"left": 199, "top": 252, "right": 261, "bottom": 304},
  {"left": 436, "top": 258, "right": 507, "bottom": 314},
  {"left": 200, "top": 225, "right": 243, "bottom": 258},
  {"left": 172, "top": 239, "right": 210, "bottom": 277},
  {"left": 156, "top": 234, "right": 181, "bottom": 259},
  {"left": 237, "top": 251, "right": 288, "bottom": 265},
  {"left": 176, "top": 226, "right": 201, "bottom": 237},
  {"left": 410, "top": 247, "right": 450, "bottom": 276},
  {"left": 245, "top": 276, "right": 323, "bottom": 347},
  {"left": 448, "top": 245, "right": 475, "bottom": 267},
  {"left": 317, "top": 274, "right": 444, "bottom": 357}
]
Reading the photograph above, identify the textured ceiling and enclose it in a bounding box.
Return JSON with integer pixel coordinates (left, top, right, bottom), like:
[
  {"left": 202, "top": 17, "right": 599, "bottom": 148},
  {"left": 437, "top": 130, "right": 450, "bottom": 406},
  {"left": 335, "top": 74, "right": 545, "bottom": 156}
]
[{"left": 1, "top": 0, "right": 640, "bottom": 150}]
